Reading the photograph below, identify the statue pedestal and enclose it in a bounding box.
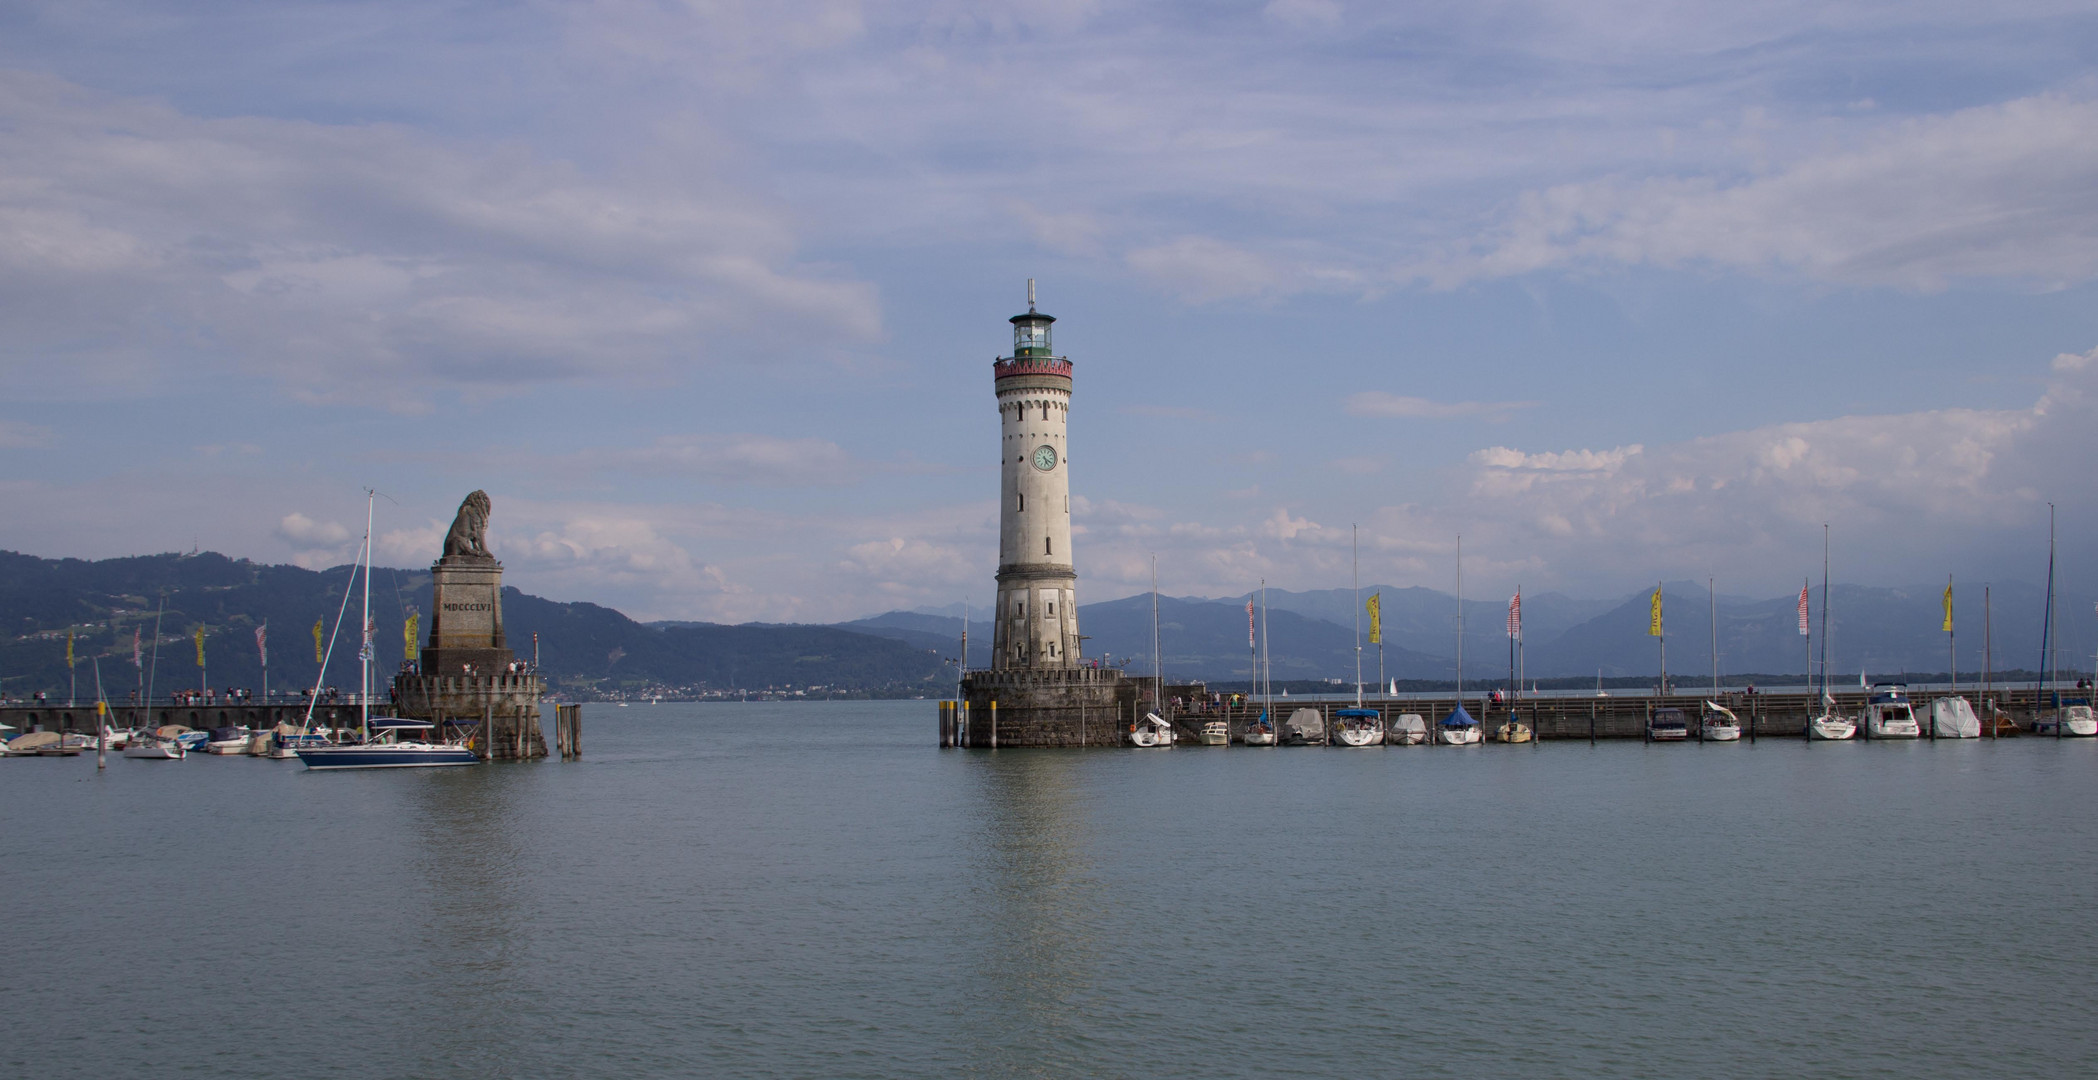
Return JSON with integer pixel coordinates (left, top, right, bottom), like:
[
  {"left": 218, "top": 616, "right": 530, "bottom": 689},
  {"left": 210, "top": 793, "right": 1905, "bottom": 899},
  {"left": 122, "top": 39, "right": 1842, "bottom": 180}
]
[{"left": 398, "top": 553, "right": 545, "bottom": 760}]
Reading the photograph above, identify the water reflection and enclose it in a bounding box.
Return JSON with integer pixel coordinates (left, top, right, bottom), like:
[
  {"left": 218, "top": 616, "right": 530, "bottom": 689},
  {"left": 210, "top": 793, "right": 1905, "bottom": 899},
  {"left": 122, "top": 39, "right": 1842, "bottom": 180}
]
[
  {"left": 403, "top": 765, "right": 537, "bottom": 1076},
  {"left": 961, "top": 751, "right": 1105, "bottom": 1074}
]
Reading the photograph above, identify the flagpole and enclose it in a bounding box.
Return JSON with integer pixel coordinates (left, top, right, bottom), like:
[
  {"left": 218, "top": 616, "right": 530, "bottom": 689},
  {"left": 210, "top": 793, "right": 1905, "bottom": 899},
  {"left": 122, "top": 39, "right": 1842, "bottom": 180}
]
[
  {"left": 1352, "top": 525, "right": 1362, "bottom": 709},
  {"left": 1947, "top": 574, "right": 1956, "bottom": 694}
]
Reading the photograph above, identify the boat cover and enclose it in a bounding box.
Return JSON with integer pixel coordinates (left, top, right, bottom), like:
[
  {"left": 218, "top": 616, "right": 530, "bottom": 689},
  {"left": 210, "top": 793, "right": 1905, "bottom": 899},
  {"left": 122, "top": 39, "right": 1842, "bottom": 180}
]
[
  {"left": 1284, "top": 708, "right": 1324, "bottom": 737},
  {"left": 1334, "top": 708, "right": 1380, "bottom": 719},
  {"left": 1928, "top": 698, "right": 1979, "bottom": 738},
  {"left": 368, "top": 717, "right": 436, "bottom": 730},
  {"left": 1439, "top": 705, "right": 1477, "bottom": 728},
  {"left": 1392, "top": 714, "right": 1427, "bottom": 732}
]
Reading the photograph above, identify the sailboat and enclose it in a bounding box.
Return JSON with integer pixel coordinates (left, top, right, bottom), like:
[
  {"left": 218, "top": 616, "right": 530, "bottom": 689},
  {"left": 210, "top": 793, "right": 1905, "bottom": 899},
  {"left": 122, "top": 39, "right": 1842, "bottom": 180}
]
[
  {"left": 2030, "top": 506, "right": 2096, "bottom": 737},
  {"left": 1385, "top": 713, "right": 1427, "bottom": 745},
  {"left": 1809, "top": 526, "right": 1856, "bottom": 741},
  {"left": 1243, "top": 583, "right": 1276, "bottom": 745},
  {"left": 297, "top": 491, "right": 479, "bottom": 771},
  {"left": 1131, "top": 556, "right": 1176, "bottom": 747},
  {"left": 1332, "top": 525, "right": 1384, "bottom": 747},
  {"left": 1701, "top": 702, "right": 1742, "bottom": 742}
]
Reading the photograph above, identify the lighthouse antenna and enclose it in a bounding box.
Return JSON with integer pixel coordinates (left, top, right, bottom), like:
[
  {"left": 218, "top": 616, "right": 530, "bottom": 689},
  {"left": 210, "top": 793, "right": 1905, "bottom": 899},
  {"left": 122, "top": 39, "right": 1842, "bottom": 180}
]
[{"left": 1027, "top": 278, "right": 1036, "bottom": 312}]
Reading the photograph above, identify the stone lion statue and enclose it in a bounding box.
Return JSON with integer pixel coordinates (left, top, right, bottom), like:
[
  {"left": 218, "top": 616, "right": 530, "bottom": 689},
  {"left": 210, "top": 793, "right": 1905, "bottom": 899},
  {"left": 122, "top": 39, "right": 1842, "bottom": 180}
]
[{"left": 443, "top": 490, "right": 493, "bottom": 560}]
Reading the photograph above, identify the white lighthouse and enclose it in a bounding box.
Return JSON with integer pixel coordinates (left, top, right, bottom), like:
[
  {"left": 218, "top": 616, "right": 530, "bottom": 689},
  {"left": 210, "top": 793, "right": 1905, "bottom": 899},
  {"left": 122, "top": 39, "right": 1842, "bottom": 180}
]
[{"left": 992, "top": 281, "right": 1081, "bottom": 671}]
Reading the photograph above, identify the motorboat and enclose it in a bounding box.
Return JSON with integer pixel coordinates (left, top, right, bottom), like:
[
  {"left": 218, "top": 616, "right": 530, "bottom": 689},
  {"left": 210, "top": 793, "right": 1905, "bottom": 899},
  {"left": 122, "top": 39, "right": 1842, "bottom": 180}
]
[
  {"left": 168, "top": 728, "right": 209, "bottom": 751},
  {"left": 1861, "top": 684, "right": 1921, "bottom": 739},
  {"left": 6, "top": 731, "right": 68, "bottom": 756},
  {"left": 1646, "top": 707, "right": 1689, "bottom": 742},
  {"left": 103, "top": 727, "right": 138, "bottom": 750},
  {"left": 1129, "top": 712, "right": 1175, "bottom": 747},
  {"left": 203, "top": 726, "right": 253, "bottom": 755},
  {"left": 296, "top": 718, "right": 479, "bottom": 770},
  {"left": 1927, "top": 697, "right": 1980, "bottom": 738},
  {"left": 1436, "top": 705, "right": 1481, "bottom": 746},
  {"left": 123, "top": 732, "right": 186, "bottom": 759},
  {"left": 2033, "top": 701, "right": 2098, "bottom": 737},
  {"left": 1701, "top": 702, "right": 1743, "bottom": 742},
  {"left": 1282, "top": 707, "right": 1325, "bottom": 746},
  {"left": 1198, "top": 720, "right": 1229, "bottom": 745},
  {"left": 268, "top": 724, "right": 329, "bottom": 760},
  {"left": 1242, "top": 713, "right": 1276, "bottom": 746},
  {"left": 1385, "top": 713, "right": 1427, "bottom": 745},
  {"left": 1331, "top": 708, "right": 1384, "bottom": 747}
]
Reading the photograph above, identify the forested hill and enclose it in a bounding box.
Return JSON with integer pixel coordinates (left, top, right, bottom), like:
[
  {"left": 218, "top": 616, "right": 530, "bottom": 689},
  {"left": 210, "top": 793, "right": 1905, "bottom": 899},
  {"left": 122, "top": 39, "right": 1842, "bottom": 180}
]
[{"left": 0, "top": 551, "right": 950, "bottom": 700}]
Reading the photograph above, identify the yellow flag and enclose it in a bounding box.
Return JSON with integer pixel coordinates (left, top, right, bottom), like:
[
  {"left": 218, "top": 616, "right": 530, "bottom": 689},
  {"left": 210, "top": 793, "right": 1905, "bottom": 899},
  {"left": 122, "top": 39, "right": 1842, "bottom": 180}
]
[
  {"left": 313, "top": 619, "right": 324, "bottom": 662},
  {"left": 66, "top": 631, "right": 75, "bottom": 669},
  {"left": 1648, "top": 586, "right": 1663, "bottom": 637},
  {"left": 1942, "top": 579, "right": 1954, "bottom": 633},
  {"left": 194, "top": 627, "right": 206, "bottom": 668},
  {"left": 1366, "top": 593, "right": 1381, "bottom": 645},
  {"left": 404, "top": 614, "right": 420, "bottom": 660}
]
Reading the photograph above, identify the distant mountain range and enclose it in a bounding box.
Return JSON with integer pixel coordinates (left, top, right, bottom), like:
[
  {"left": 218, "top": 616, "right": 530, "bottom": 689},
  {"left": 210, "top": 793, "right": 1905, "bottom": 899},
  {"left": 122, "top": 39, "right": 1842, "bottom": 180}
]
[
  {"left": 840, "top": 580, "right": 2093, "bottom": 687},
  {"left": 0, "top": 551, "right": 951, "bottom": 701},
  {"left": 3, "top": 550, "right": 2087, "bottom": 701}
]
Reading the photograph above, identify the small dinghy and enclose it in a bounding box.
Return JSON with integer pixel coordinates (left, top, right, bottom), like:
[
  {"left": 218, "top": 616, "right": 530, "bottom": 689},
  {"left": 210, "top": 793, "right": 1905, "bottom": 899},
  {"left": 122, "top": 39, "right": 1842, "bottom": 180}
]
[
  {"left": 1331, "top": 708, "right": 1384, "bottom": 747},
  {"left": 1385, "top": 713, "right": 1426, "bottom": 745},
  {"left": 1129, "top": 712, "right": 1175, "bottom": 747}
]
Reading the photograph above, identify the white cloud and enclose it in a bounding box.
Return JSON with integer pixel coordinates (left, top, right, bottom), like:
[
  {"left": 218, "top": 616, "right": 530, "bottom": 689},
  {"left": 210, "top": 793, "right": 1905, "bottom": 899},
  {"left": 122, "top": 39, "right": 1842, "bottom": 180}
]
[
  {"left": 1444, "top": 94, "right": 2098, "bottom": 289},
  {"left": 1347, "top": 392, "right": 1540, "bottom": 420},
  {"left": 277, "top": 513, "right": 350, "bottom": 545},
  {"left": 0, "top": 72, "right": 880, "bottom": 405}
]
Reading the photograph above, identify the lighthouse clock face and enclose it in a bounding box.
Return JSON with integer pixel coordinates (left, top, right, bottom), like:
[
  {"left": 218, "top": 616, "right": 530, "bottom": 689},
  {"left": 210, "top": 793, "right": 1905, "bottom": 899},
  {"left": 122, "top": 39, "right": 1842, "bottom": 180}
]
[{"left": 1032, "top": 444, "right": 1058, "bottom": 471}]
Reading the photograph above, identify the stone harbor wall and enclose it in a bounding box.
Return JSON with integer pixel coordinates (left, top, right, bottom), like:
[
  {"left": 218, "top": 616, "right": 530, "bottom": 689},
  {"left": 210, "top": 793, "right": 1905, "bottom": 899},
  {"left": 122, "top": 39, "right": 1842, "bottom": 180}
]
[
  {"left": 391, "top": 670, "right": 547, "bottom": 760},
  {"left": 959, "top": 667, "right": 1136, "bottom": 747}
]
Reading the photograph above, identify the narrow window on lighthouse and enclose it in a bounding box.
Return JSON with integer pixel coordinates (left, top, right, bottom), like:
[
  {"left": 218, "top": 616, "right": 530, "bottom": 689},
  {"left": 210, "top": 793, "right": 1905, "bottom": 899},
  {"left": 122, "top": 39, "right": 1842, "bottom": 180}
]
[
  {"left": 1045, "top": 536, "right": 1052, "bottom": 555},
  {"left": 1041, "top": 403, "right": 1050, "bottom": 421},
  {"left": 1017, "top": 493, "right": 1024, "bottom": 512}
]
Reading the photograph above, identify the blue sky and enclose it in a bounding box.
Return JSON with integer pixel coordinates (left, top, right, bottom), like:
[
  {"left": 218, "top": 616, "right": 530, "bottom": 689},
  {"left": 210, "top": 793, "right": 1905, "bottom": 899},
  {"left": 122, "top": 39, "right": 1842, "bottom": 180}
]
[{"left": 2, "top": 1, "right": 2096, "bottom": 623}]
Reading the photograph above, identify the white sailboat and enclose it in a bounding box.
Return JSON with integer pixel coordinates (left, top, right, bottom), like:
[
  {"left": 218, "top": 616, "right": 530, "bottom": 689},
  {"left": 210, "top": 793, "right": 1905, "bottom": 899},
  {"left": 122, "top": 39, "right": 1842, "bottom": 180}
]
[
  {"left": 2031, "top": 506, "right": 2096, "bottom": 737},
  {"left": 1809, "top": 526, "right": 1855, "bottom": 741},
  {"left": 1332, "top": 527, "right": 1383, "bottom": 747},
  {"left": 1243, "top": 582, "right": 1276, "bottom": 745},
  {"left": 1130, "top": 712, "right": 1174, "bottom": 747},
  {"left": 1130, "top": 555, "right": 1175, "bottom": 748},
  {"left": 1701, "top": 701, "right": 1742, "bottom": 742}
]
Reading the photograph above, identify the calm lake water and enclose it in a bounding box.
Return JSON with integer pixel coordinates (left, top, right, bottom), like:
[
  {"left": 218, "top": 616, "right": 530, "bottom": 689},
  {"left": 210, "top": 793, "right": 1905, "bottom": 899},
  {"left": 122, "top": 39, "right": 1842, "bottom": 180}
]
[{"left": 5, "top": 701, "right": 2095, "bottom": 1078}]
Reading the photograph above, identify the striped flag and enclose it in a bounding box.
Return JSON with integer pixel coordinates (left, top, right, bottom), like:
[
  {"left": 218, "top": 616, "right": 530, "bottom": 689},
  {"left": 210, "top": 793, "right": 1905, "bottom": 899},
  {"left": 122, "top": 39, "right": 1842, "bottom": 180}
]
[
  {"left": 1507, "top": 589, "right": 1521, "bottom": 639},
  {"left": 132, "top": 627, "right": 142, "bottom": 669},
  {"left": 255, "top": 623, "right": 268, "bottom": 668},
  {"left": 1797, "top": 581, "right": 1810, "bottom": 636},
  {"left": 1246, "top": 598, "right": 1256, "bottom": 649}
]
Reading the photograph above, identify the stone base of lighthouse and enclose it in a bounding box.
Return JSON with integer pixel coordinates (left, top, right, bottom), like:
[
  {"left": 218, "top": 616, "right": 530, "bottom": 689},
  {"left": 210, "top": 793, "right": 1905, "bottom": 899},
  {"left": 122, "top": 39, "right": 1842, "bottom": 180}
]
[
  {"left": 958, "top": 667, "right": 1139, "bottom": 748},
  {"left": 390, "top": 669, "right": 548, "bottom": 761}
]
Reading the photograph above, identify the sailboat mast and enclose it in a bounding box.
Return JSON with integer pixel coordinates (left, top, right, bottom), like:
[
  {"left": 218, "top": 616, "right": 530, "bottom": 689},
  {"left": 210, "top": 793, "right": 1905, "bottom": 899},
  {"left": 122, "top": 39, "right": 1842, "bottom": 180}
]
[
  {"left": 1820, "top": 525, "right": 1830, "bottom": 706},
  {"left": 1151, "top": 554, "right": 1162, "bottom": 717},
  {"left": 359, "top": 490, "right": 374, "bottom": 742},
  {"left": 1353, "top": 524, "right": 1362, "bottom": 709},
  {"left": 1710, "top": 577, "right": 1718, "bottom": 699},
  {"left": 2043, "top": 503, "right": 2057, "bottom": 732},
  {"left": 1455, "top": 534, "right": 1463, "bottom": 699},
  {"left": 1260, "top": 580, "right": 1270, "bottom": 717}
]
